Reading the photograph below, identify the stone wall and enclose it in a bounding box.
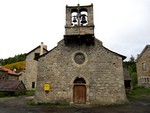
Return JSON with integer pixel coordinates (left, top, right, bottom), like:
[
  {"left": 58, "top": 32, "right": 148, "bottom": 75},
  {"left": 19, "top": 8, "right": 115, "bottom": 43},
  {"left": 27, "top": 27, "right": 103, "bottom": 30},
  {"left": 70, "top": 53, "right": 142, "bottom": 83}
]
[
  {"left": 8, "top": 75, "right": 19, "bottom": 80},
  {"left": 0, "top": 71, "right": 7, "bottom": 80},
  {"left": 19, "top": 70, "right": 25, "bottom": 84},
  {"left": 25, "top": 49, "right": 38, "bottom": 90},
  {"left": 136, "top": 46, "right": 150, "bottom": 87},
  {"left": 65, "top": 4, "right": 94, "bottom": 35},
  {"left": 34, "top": 39, "right": 127, "bottom": 105},
  {"left": 25, "top": 48, "right": 47, "bottom": 90}
]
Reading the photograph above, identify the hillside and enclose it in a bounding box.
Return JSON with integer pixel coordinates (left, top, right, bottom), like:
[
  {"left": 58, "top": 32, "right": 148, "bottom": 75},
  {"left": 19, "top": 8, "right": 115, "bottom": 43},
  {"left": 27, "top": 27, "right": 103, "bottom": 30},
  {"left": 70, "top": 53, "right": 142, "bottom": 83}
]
[
  {"left": 1, "top": 54, "right": 25, "bottom": 66},
  {"left": 3, "top": 61, "right": 25, "bottom": 72}
]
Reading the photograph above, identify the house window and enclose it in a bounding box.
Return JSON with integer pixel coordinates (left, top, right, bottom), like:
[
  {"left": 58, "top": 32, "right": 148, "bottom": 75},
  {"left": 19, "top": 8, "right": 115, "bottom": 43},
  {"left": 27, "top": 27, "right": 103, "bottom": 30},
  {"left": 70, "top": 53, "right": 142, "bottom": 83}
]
[
  {"left": 144, "top": 78, "right": 146, "bottom": 83},
  {"left": 142, "top": 63, "right": 146, "bottom": 71},
  {"left": 32, "top": 82, "right": 35, "bottom": 88},
  {"left": 142, "top": 78, "right": 145, "bottom": 83},
  {"left": 147, "top": 78, "right": 149, "bottom": 83},
  {"left": 34, "top": 53, "right": 40, "bottom": 58}
]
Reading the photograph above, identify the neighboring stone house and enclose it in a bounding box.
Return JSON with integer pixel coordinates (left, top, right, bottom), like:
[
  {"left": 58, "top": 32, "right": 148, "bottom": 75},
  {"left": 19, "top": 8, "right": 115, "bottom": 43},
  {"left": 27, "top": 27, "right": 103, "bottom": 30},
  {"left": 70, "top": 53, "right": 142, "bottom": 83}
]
[
  {"left": 136, "top": 45, "right": 150, "bottom": 87},
  {"left": 0, "top": 66, "right": 20, "bottom": 80},
  {"left": 0, "top": 80, "right": 26, "bottom": 95},
  {"left": 34, "top": 4, "right": 128, "bottom": 105},
  {"left": 0, "top": 68, "right": 7, "bottom": 80},
  {"left": 0, "top": 67, "right": 26, "bottom": 95},
  {"left": 21, "top": 42, "right": 48, "bottom": 90}
]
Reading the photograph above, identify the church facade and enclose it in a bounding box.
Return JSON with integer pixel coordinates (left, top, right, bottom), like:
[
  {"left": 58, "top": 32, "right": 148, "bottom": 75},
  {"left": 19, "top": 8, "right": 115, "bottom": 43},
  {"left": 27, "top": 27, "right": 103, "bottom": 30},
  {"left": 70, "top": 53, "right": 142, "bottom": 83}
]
[{"left": 34, "top": 4, "right": 128, "bottom": 105}]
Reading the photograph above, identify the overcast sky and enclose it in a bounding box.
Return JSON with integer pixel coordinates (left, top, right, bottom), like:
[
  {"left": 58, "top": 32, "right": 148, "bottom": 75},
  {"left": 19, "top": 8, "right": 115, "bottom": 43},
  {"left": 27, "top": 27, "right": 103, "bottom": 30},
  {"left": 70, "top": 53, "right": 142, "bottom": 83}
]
[{"left": 0, "top": 0, "right": 150, "bottom": 60}]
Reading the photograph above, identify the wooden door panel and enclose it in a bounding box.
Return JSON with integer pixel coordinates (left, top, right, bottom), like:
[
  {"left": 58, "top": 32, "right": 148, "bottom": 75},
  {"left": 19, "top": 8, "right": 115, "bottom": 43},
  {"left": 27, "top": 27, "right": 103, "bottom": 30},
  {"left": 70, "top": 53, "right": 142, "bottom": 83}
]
[{"left": 73, "top": 85, "right": 86, "bottom": 104}]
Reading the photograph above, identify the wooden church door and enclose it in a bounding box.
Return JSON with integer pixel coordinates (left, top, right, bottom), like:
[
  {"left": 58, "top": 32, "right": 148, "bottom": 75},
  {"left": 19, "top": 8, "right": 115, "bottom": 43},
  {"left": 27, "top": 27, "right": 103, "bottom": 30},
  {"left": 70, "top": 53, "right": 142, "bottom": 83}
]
[
  {"left": 73, "top": 77, "right": 86, "bottom": 104},
  {"left": 73, "top": 85, "right": 86, "bottom": 104}
]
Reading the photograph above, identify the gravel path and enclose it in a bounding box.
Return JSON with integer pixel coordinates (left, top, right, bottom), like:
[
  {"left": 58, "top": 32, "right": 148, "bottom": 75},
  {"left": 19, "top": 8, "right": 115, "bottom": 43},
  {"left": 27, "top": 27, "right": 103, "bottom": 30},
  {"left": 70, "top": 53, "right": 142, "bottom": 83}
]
[{"left": 0, "top": 96, "right": 150, "bottom": 113}]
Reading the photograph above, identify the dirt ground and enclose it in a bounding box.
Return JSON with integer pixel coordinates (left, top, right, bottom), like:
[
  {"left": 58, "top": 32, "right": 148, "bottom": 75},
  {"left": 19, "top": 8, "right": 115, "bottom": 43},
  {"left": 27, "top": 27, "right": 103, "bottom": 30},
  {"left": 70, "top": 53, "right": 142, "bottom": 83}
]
[{"left": 0, "top": 96, "right": 150, "bottom": 113}]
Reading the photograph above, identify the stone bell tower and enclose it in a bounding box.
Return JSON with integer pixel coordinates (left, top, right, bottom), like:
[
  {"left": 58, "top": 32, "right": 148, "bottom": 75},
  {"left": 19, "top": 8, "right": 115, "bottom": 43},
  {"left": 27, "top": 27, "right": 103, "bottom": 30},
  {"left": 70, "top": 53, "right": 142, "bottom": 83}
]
[{"left": 64, "top": 4, "right": 95, "bottom": 46}]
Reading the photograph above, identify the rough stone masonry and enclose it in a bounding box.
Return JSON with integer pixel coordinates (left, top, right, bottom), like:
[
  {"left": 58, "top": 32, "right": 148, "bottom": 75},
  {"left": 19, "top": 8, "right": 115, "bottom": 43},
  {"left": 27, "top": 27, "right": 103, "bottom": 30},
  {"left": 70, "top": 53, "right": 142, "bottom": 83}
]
[{"left": 34, "top": 4, "right": 128, "bottom": 105}]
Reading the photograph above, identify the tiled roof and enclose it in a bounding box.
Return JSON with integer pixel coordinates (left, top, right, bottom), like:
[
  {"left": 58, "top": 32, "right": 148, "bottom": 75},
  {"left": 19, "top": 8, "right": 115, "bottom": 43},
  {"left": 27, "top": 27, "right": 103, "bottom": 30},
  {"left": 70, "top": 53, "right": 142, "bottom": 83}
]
[
  {"left": 26, "top": 45, "right": 48, "bottom": 56},
  {"left": 0, "top": 66, "right": 19, "bottom": 76},
  {"left": 0, "top": 80, "right": 25, "bottom": 92}
]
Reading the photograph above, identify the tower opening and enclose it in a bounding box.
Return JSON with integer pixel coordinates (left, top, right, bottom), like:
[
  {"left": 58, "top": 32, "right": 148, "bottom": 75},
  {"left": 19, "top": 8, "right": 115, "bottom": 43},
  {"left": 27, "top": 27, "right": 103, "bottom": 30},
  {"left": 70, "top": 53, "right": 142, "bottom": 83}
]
[
  {"left": 71, "top": 9, "right": 78, "bottom": 26},
  {"left": 79, "top": 8, "right": 88, "bottom": 26}
]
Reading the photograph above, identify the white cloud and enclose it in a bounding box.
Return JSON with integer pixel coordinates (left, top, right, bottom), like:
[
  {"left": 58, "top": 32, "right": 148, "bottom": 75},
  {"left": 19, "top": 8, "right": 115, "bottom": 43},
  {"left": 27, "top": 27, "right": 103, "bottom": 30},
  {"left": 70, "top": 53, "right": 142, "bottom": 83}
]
[{"left": 0, "top": 0, "right": 150, "bottom": 60}]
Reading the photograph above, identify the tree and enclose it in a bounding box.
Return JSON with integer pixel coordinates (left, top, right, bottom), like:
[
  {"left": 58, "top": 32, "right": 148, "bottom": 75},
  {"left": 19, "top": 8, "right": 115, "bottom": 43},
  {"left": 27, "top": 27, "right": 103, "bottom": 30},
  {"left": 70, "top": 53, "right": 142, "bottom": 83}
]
[
  {"left": 1, "top": 53, "right": 26, "bottom": 65},
  {"left": 129, "top": 55, "right": 135, "bottom": 62},
  {"left": 124, "top": 55, "right": 137, "bottom": 87}
]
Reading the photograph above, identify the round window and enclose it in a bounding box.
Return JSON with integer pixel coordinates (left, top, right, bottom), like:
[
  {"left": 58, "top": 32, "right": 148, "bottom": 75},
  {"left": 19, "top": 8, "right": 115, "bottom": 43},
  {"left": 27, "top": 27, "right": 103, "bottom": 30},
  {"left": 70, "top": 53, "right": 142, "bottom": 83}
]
[{"left": 74, "top": 52, "right": 85, "bottom": 64}]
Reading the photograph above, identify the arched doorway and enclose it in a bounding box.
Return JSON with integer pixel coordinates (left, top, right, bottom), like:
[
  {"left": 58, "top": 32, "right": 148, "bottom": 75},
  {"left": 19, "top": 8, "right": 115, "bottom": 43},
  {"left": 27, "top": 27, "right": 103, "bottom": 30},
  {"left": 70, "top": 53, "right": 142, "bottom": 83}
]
[{"left": 73, "top": 77, "right": 86, "bottom": 104}]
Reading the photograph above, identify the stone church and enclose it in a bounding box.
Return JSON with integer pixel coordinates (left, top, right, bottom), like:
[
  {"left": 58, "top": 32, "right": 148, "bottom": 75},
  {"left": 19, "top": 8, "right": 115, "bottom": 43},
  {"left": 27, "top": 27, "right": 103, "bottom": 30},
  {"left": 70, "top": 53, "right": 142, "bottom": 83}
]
[{"left": 34, "top": 4, "right": 128, "bottom": 105}]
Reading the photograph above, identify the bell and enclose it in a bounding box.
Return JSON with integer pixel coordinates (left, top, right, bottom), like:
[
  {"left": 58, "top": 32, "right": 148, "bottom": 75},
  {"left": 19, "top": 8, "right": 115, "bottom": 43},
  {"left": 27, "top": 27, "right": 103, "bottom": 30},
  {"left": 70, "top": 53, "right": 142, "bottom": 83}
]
[
  {"left": 72, "top": 16, "right": 77, "bottom": 23},
  {"left": 80, "top": 14, "right": 87, "bottom": 24}
]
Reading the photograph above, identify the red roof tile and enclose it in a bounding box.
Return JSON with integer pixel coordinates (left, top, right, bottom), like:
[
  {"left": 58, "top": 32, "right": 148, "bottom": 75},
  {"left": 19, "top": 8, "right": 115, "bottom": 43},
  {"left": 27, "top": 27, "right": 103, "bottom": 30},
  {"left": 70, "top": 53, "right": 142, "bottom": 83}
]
[{"left": 0, "top": 66, "right": 19, "bottom": 76}]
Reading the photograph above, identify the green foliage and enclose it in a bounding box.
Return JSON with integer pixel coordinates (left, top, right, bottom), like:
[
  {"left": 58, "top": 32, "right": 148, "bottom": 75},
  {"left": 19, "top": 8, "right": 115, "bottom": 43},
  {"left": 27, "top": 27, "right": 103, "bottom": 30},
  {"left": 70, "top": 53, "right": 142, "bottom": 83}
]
[
  {"left": 130, "top": 72, "right": 138, "bottom": 87},
  {"left": 0, "top": 92, "right": 15, "bottom": 98},
  {"left": 0, "top": 90, "right": 35, "bottom": 98},
  {"left": 129, "top": 55, "right": 135, "bottom": 62},
  {"left": 1, "top": 53, "right": 25, "bottom": 65},
  {"left": 124, "top": 61, "right": 137, "bottom": 74},
  {"left": 26, "top": 90, "right": 35, "bottom": 96},
  {"left": 124, "top": 55, "right": 137, "bottom": 87},
  {"left": 128, "top": 87, "right": 150, "bottom": 98},
  {"left": 28, "top": 101, "right": 69, "bottom": 106}
]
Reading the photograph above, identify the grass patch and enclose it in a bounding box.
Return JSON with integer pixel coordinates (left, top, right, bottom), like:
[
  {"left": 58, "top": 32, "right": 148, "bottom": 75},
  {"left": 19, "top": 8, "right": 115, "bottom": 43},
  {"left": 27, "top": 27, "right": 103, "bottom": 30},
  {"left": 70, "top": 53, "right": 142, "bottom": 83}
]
[
  {"left": 91, "top": 102, "right": 130, "bottom": 108},
  {"left": 27, "top": 100, "right": 69, "bottom": 107},
  {"left": 128, "top": 87, "right": 150, "bottom": 98},
  {"left": 0, "top": 92, "right": 16, "bottom": 98},
  {"left": 36, "top": 102, "right": 69, "bottom": 106},
  {"left": 25, "top": 90, "right": 35, "bottom": 96}
]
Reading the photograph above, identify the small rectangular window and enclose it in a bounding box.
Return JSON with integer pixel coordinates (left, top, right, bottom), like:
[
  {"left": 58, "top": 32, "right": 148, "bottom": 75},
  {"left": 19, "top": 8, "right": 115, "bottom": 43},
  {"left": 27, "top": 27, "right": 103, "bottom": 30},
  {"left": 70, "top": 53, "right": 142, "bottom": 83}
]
[
  {"left": 142, "top": 63, "right": 146, "bottom": 71},
  {"left": 34, "top": 53, "right": 40, "bottom": 58},
  {"left": 147, "top": 78, "right": 149, "bottom": 83},
  {"left": 142, "top": 78, "right": 144, "bottom": 83},
  {"left": 32, "top": 82, "right": 35, "bottom": 88}
]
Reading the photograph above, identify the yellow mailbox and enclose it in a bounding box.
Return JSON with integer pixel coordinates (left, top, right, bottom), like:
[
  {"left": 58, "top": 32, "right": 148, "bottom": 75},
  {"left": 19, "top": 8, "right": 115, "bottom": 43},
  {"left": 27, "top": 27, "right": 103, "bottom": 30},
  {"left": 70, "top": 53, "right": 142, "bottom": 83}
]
[{"left": 44, "top": 83, "right": 50, "bottom": 92}]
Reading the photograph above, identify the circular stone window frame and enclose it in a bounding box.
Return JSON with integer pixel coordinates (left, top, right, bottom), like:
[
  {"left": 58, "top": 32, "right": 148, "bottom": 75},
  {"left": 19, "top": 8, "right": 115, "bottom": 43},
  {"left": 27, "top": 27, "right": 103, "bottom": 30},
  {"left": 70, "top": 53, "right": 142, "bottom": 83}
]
[{"left": 72, "top": 51, "right": 88, "bottom": 67}]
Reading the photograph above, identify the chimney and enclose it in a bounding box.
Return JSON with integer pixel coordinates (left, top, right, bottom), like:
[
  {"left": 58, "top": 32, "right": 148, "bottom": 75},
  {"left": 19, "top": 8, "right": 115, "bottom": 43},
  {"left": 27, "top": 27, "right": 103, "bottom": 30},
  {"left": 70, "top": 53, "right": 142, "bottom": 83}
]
[{"left": 40, "top": 42, "right": 44, "bottom": 55}]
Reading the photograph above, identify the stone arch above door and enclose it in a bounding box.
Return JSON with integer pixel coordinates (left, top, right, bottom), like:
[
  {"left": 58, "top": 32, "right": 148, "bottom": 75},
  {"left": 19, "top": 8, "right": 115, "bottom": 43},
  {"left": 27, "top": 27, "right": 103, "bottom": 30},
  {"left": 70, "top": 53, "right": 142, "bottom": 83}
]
[{"left": 70, "top": 76, "right": 89, "bottom": 85}]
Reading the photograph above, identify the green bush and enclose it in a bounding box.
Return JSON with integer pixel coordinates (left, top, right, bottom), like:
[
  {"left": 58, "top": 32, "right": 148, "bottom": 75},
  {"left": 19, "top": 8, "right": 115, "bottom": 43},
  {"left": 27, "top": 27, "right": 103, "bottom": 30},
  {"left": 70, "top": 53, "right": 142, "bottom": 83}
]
[
  {"left": 131, "top": 72, "right": 138, "bottom": 87},
  {"left": 0, "top": 92, "right": 15, "bottom": 98},
  {"left": 26, "top": 90, "right": 35, "bottom": 96},
  {"left": 128, "top": 87, "right": 150, "bottom": 98}
]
